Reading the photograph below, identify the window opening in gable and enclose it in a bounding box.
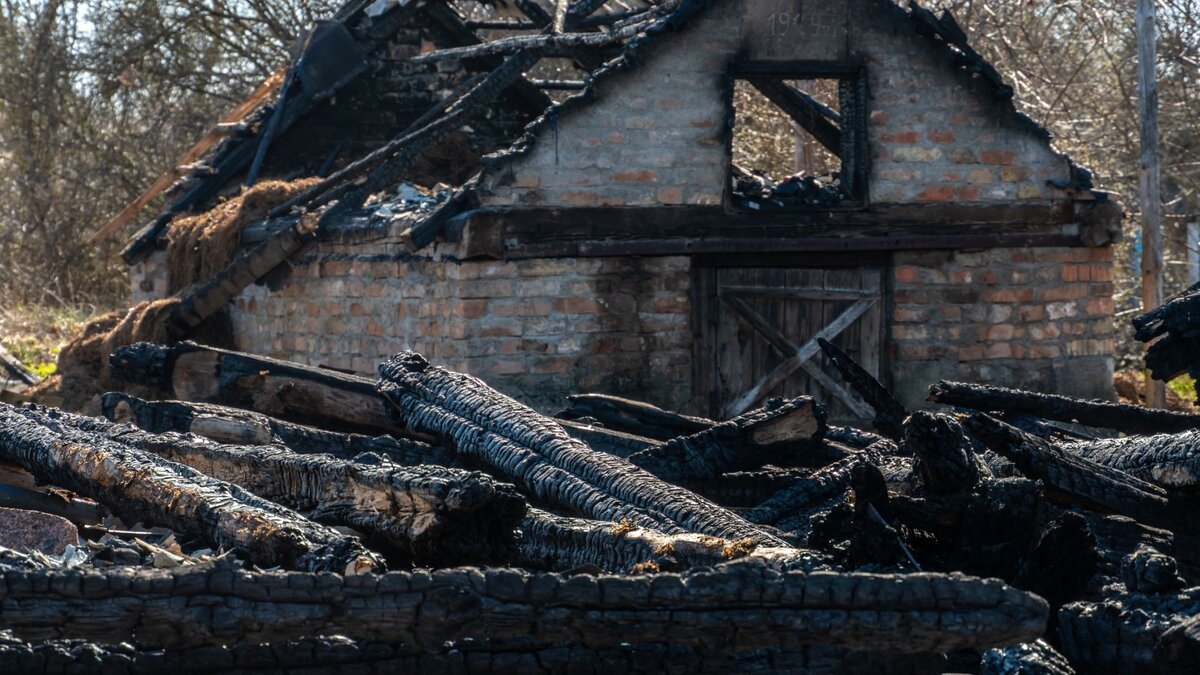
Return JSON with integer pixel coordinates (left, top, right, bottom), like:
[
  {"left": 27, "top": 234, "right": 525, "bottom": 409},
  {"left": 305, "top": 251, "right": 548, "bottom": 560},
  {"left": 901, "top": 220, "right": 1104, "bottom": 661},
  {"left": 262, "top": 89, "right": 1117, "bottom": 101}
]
[{"left": 730, "top": 73, "right": 867, "bottom": 211}]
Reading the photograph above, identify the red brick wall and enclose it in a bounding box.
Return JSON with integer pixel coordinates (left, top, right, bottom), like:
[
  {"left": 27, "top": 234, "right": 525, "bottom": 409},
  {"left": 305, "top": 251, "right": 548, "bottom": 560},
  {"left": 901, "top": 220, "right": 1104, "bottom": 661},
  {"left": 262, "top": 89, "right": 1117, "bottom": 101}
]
[
  {"left": 223, "top": 248, "right": 694, "bottom": 412},
  {"left": 889, "top": 246, "right": 1115, "bottom": 407}
]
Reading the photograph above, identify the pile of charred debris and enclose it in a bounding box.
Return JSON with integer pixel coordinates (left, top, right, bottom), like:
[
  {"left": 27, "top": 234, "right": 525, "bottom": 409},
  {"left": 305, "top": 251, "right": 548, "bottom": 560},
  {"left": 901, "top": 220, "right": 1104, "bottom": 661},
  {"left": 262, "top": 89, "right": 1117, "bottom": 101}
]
[{"left": 0, "top": 318, "right": 1199, "bottom": 674}]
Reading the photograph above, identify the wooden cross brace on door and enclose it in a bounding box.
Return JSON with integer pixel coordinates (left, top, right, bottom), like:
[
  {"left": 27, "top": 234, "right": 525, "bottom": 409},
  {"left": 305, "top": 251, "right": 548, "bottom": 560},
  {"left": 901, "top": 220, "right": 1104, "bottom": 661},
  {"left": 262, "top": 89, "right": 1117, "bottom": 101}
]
[{"left": 720, "top": 289, "right": 877, "bottom": 418}]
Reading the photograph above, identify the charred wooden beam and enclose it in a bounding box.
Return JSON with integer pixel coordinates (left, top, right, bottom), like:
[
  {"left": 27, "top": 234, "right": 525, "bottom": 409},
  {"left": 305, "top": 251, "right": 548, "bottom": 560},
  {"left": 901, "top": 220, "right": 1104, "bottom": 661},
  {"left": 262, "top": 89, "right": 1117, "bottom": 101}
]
[
  {"left": 0, "top": 346, "right": 37, "bottom": 388},
  {"left": 0, "top": 562, "right": 1049, "bottom": 653},
  {"left": 0, "top": 484, "right": 104, "bottom": 526},
  {"left": 1060, "top": 431, "right": 1200, "bottom": 490},
  {"left": 377, "top": 351, "right": 789, "bottom": 545},
  {"left": 959, "top": 412, "right": 1175, "bottom": 529},
  {"left": 408, "top": 0, "right": 681, "bottom": 64},
  {"left": 0, "top": 404, "right": 381, "bottom": 573},
  {"left": 826, "top": 424, "right": 892, "bottom": 449},
  {"left": 741, "top": 446, "right": 881, "bottom": 527},
  {"left": 930, "top": 380, "right": 1200, "bottom": 434},
  {"left": 627, "top": 397, "right": 826, "bottom": 483},
  {"left": 519, "top": 507, "right": 825, "bottom": 574},
  {"left": 108, "top": 342, "right": 403, "bottom": 438},
  {"left": 45, "top": 407, "right": 523, "bottom": 564},
  {"left": 818, "top": 338, "right": 906, "bottom": 440},
  {"left": 904, "top": 411, "right": 985, "bottom": 494},
  {"left": 1059, "top": 588, "right": 1200, "bottom": 675},
  {"left": 101, "top": 392, "right": 456, "bottom": 467},
  {"left": 0, "top": 631, "right": 949, "bottom": 675},
  {"left": 558, "top": 392, "right": 715, "bottom": 441},
  {"left": 686, "top": 467, "right": 811, "bottom": 507},
  {"left": 747, "top": 79, "right": 842, "bottom": 158}
]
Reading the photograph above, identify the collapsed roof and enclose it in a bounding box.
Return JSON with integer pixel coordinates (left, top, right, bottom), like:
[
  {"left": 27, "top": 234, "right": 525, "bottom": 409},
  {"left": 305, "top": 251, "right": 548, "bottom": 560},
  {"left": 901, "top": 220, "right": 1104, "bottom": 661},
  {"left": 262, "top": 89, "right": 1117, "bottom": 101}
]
[{"left": 108, "top": 0, "right": 1091, "bottom": 265}]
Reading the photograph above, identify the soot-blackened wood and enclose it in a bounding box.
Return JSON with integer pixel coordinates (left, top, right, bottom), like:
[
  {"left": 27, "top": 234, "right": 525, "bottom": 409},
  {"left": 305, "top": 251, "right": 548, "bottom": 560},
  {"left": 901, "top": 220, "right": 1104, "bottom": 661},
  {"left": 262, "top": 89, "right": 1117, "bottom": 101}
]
[
  {"left": 1156, "top": 613, "right": 1200, "bottom": 675},
  {"left": 930, "top": 380, "right": 1200, "bottom": 434},
  {"left": 741, "top": 446, "right": 881, "bottom": 527},
  {"left": 1059, "top": 588, "right": 1200, "bottom": 675},
  {"left": 0, "top": 632, "right": 949, "bottom": 675},
  {"left": 558, "top": 393, "right": 714, "bottom": 441},
  {"left": 818, "top": 338, "right": 906, "bottom": 440},
  {"left": 101, "top": 392, "right": 456, "bottom": 467},
  {"left": 47, "top": 407, "right": 523, "bottom": 564},
  {"left": 1059, "top": 431, "right": 1200, "bottom": 490},
  {"left": 1078, "top": 511, "right": 1200, "bottom": 582},
  {"left": 1133, "top": 283, "right": 1200, "bottom": 342},
  {"left": 1122, "top": 545, "right": 1186, "bottom": 593},
  {"left": 518, "top": 508, "right": 825, "bottom": 574},
  {"left": 0, "top": 484, "right": 104, "bottom": 526},
  {"left": 890, "top": 478, "right": 1044, "bottom": 581},
  {"left": 109, "top": 341, "right": 405, "bottom": 437},
  {"left": 0, "top": 404, "right": 381, "bottom": 573},
  {"left": 904, "top": 411, "right": 984, "bottom": 494},
  {"left": 0, "top": 562, "right": 1048, "bottom": 653},
  {"left": 1145, "top": 333, "right": 1200, "bottom": 382},
  {"left": 980, "top": 640, "right": 1076, "bottom": 675},
  {"left": 825, "top": 424, "right": 890, "bottom": 449},
  {"left": 960, "top": 412, "right": 1175, "bottom": 528},
  {"left": 377, "top": 352, "right": 788, "bottom": 546},
  {"left": 686, "top": 467, "right": 810, "bottom": 507},
  {"left": 627, "top": 397, "right": 826, "bottom": 483}
]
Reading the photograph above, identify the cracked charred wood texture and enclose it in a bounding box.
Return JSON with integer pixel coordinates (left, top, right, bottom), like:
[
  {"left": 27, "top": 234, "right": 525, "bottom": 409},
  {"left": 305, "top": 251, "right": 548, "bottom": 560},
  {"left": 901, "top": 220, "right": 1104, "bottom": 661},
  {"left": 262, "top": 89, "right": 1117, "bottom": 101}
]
[
  {"left": 43, "top": 407, "right": 524, "bottom": 564},
  {"left": 1076, "top": 511, "right": 1200, "bottom": 583},
  {"left": 818, "top": 338, "right": 907, "bottom": 440},
  {"left": 689, "top": 467, "right": 811, "bottom": 507},
  {"left": 518, "top": 508, "right": 825, "bottom": 574},
  {"left": 1145, "top": 333, "right": 1200, "bottom": 382},
  {"left": 627, "top": 397, "right": 827, "bottom": 483},
  {"left": 0, "top": 404, "right": 381, "bottom": 573},
  {"left": 930, "top": 380, "right": 1200, "bottom": 435},
  {"left": 1059, "top": 587, "right": 1200, "bottom": 675},
  {"left": 960, "top": 412, "right": 1176, "bottom": 529},
  {"left": 110, "top": 342, "right": 408, "bottom": 437},
  {"left": 377, "top": 352, "right": 787, "bottom": 546},
  {"left": 891, "top": 478, "right": 1043, "bottom": 581},
  {"left": 0, "top": 561, "right": 1048, "bottom": 653},
  {"left": 101, "top": 392, "right": 457, "bottom": 467},
  {"left": 1122, "top": 545, "right": 1186, "bottom": 593},
  {"left": 558, "top": 393, "right": 714, "bottom": 441},
  {"left": 1059, "top": 431, "right": 1200, "bottom": 490},
  {"left": 741, "top": 445, "right": 883, "bottom": 527},
  {"left": 826, "top": 424, "right": 892, "bottom": 450},
  {"left": 1014, "top": 511, "right": 1098, "bottom": 610},
  {"left": 1156, "top": 613, "right": 1200, "bottom": 675},
  {"left": 904, "top": 411, "right": 986, "bottom": 494},
  {"left": 980, "top": 640, "right": 1076, "bottom": 675},
  {"left": 0, "top": 632, "right": 948, "bottom": 675}
]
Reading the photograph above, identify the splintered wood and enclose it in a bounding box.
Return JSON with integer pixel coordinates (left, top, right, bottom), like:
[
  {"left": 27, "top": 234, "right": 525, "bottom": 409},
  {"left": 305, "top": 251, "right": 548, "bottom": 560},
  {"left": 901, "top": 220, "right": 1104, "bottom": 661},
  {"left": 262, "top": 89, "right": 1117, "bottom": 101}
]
[{"left": 1, "top": 339, "right": 1200, "bottom": 674}]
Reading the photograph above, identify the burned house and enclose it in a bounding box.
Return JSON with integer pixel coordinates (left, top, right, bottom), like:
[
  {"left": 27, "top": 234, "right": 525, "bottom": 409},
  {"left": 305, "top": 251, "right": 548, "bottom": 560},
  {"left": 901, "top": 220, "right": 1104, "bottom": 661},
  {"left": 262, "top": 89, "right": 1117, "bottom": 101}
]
[{"left": 115, "top": 0, "right": 1122, "bottom": 422}]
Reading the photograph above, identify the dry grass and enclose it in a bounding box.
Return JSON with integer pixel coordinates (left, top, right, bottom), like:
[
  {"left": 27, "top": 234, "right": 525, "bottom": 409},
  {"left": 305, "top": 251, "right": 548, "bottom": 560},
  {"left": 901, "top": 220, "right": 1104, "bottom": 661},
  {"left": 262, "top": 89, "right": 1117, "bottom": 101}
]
[{"left": 166, "top": 177, "right": 320, "bottom": 292}]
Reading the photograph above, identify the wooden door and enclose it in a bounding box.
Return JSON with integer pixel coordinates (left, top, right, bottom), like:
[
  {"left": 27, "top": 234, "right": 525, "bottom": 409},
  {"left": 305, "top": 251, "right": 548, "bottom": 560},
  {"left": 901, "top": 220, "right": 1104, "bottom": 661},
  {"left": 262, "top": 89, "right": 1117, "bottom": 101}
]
[{"left": 693, "top": 263, "right": 885, "bottom": 422}]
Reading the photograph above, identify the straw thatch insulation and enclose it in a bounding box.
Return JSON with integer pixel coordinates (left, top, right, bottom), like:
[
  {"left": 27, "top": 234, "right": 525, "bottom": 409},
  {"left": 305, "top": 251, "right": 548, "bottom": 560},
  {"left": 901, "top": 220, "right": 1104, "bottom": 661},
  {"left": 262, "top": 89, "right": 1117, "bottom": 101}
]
[{"left": 165, "top": 177, "right": 320, "bottom": 293}]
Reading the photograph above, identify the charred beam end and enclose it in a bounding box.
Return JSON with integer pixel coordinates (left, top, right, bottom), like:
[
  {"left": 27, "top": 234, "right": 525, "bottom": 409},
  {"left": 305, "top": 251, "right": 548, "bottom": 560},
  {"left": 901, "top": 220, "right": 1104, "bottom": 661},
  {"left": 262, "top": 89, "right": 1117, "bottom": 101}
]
[
  {"left": 627, "top": 396, "right": 827, "bottom": 483},
  {"left": 1132, "top": 283, "right": 1200, "bottom": 343},
  {"left": 519, "top": 508, "right": 825, "bottom": 574},
  {"left": 559, "top": 392, "right": 715, "bottom": 441},
  {"left": 1060, "top": 588, "right": 1200, "bottom": 675},
  {"left": 376, "top": 351, "right": 788, "bottom": 546},
  {"left": 47, "top": 406, "right": 524, "bottom": 565},
  {"left": 959, "top": 412, "right": 1175, "bottom": 529},
  {"left": 101, "top": 392, "right": 456, "bottom": 467},
  {"left": 0, "top": 562, "right": 1049, "bottom": 654},
  {"left": 1, "top": 404, "right": 382, "bottom": 573},
  {"left": 818, "top": 337, "right": 907, "bottom": 440},
  {"left": 904, "top": 411, "right": 984, "bottom": 494},
  {"left": 1156, "top": 613, "right": 1200, "bottom": 675},
  {"left": 929, "top": 380, "right": 1200, "bottom": 435},
  {"left": 740, "top": 445, "right": 880, "bottom": 527}
]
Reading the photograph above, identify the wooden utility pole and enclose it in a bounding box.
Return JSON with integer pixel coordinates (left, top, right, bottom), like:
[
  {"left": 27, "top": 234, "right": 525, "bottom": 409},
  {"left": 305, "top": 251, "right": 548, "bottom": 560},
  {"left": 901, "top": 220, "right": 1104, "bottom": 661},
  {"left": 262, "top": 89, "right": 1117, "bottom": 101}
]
[{"left": 1137, "top": 0, "right": 1166, "bottom": 408}]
